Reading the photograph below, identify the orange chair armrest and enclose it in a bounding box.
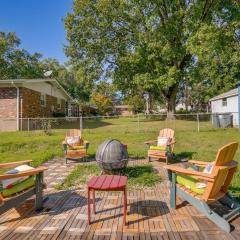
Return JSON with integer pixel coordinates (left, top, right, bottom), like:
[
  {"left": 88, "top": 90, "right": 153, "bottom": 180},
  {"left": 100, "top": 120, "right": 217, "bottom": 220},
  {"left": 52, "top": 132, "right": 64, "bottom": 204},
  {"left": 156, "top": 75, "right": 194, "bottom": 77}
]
[
  {"left": 144, "top": 140, "right": 157, "bottom": 145},
  {"left": 188, "top": 160, "right": 210, "bottom": 166},
  {"left": 0, "top": 160, "right": 33, "bottom": 169},
  {"left": 0, "top": 166, "right": 48, "bottom": 180},
  {"left": 167, "top": 141, "right": 176, "bottom": 146},
  {"left": 164, "top": 165, "right": 215, "bottom": 182}
]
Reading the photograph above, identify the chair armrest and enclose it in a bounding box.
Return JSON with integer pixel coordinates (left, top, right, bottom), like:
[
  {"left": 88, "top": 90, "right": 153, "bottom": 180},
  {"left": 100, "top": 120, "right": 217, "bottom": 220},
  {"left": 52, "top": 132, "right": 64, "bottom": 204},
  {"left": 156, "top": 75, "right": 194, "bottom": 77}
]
[
  {"left": 188, "top": 160, "right": 209, "bottom": 166},
  {"left": 0, "top": 160, "right": 33, "bottom": 169},
  {"left": 84, "top": 140, "right": 89, "bottom": 144},
  {"left": 0, "top": 166, "right": 48, "bottom": 180},
  {"left": 62, "top": 140, "right": 67, "bottom": 145},
  {"left": 164, "top": 165, "right": 215, "bottom": 182},
  {"left": 144, "top": 140, "right": 157, "bottom": 145},
  {"left": 167, "top": 141, "right": 176, "bottom": 146}
]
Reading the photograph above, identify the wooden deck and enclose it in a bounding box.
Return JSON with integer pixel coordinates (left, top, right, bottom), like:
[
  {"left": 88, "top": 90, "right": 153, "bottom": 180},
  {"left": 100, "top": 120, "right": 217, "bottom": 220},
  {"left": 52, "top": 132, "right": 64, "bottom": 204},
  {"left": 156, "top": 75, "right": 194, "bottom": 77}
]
[{"left": 1, "top": 158, "right": 240, "bottom": 240}]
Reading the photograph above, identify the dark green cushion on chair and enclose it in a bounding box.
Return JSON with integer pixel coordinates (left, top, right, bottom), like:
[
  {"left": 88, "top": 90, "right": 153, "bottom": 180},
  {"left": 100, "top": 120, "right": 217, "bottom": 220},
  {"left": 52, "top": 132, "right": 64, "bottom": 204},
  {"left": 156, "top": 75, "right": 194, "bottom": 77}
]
[
  {"left": 2, "top": 176, "right": 35, "bottom": 197},
  {"left": 176, "top": 173, "right": 205, "bottom": 195}
]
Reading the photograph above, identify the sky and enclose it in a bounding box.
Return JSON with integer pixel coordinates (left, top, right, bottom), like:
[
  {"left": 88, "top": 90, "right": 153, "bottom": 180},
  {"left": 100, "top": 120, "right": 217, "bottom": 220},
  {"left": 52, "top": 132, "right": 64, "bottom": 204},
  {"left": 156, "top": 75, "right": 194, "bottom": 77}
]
[{"left": 0, "top": 0, "right": 73, "bottom": 64}]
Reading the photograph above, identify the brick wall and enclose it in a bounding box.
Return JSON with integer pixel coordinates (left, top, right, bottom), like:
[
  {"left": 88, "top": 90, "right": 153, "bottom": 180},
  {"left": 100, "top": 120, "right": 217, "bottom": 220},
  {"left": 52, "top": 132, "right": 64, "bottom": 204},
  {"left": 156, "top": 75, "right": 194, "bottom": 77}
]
[
  {"left": 0, "top": 87, "right": 67, "bottom": 119},
  {"left": 0, "top": 87, "right": 17, "bottom": 118},
  {"left": 20, "top": 87, "right": 66, "bottom": 118}
]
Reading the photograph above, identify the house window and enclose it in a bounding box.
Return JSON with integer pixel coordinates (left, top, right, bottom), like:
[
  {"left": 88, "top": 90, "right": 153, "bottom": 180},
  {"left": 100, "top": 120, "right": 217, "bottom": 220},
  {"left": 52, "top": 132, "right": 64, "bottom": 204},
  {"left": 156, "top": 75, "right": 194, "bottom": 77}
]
[
  {"left": 222, "top": 98, "right": 227, "bottom": 107},
  {"left": 40, "top": 94, "right": 46, "bottom": 107},
  {"left": 57, "top": 98, "right": 61, "bottom": 109}
]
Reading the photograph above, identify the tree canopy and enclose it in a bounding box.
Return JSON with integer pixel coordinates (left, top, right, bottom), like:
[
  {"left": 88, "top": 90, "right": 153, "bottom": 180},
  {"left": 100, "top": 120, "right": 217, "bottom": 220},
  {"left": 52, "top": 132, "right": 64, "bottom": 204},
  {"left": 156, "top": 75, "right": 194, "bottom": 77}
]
[{"left": 65, "top": 0, "right": 240, "bottom": 116}]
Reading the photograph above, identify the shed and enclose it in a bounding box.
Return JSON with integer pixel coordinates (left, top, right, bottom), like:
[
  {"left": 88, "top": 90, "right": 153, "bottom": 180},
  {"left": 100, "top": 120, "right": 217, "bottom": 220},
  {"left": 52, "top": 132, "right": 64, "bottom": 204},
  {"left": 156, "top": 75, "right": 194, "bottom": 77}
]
[{"left": 209, "top": 88, "right": 239, "bottom": 127}]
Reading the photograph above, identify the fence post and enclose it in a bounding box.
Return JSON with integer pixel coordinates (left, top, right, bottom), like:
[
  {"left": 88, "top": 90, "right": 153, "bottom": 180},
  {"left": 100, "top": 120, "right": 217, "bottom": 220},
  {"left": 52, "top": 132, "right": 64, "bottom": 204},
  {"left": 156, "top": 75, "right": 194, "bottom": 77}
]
[
  {"left": 28, "top": 118, "right": 30, "bottom": 132},
  {"left": 138, "top": 114, "right": 140, "bottom": 132},
  {"left": 197, "top": 114, "right": 200, "bottom": 132},
  {"left": 80, "top": 115, "right": 83, "bottom": 131}
]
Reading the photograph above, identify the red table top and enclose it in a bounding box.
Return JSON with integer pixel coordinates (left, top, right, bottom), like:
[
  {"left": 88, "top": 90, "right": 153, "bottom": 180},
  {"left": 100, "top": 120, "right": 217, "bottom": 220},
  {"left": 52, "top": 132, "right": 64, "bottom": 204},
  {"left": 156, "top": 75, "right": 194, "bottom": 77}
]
[{"left": 87, "top": 175, "right": 127, "bottom": 190}]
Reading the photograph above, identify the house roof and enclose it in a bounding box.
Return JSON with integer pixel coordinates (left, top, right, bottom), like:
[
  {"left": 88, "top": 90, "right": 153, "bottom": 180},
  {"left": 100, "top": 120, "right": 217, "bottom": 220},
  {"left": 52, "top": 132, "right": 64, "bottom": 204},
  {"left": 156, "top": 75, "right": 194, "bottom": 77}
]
[
  {"left": 209, "top": 88, "right": 238, "bottom": 102},
  {"left": 0, "top": 78, "right": 73, "bottom": 101}
]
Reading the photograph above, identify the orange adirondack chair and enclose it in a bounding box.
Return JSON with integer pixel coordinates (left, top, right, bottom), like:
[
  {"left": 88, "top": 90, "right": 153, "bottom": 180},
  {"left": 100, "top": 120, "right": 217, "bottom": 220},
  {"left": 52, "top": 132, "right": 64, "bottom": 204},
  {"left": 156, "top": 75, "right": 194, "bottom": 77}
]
[
  {"left": 144, "top": 128, "right": 176, "bottom": 164},
  {"left": 62, "top": 129, "right": 90, "bottom": 164},
  {"left": 0, "top": 160, "right": 47, "bottom": 214},
  {"left": 164, "top": 142, "right": 240, "bottom": 232}
]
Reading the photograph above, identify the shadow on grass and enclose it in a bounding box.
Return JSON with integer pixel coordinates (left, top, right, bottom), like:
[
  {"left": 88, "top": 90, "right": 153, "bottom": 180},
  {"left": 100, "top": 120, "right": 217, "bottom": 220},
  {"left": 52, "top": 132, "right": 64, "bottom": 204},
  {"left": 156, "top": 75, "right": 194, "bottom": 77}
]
[
  {"left": 174, "top": 151, "right": 196, "bottom": 162},
  {"left": 54, "top": 119, "right": 112, "bottom": 130}
]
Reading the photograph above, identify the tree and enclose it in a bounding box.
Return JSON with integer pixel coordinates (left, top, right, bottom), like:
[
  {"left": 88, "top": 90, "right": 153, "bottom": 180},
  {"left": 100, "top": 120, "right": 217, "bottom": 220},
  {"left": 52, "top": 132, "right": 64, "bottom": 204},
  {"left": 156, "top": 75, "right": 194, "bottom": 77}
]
[
  {"left": 65, "top": 0, "right": 240, "bottom": 118},
  {"left": 0, "top": 32, "right": 43, "bottom": 79},
  {"left": 90, "top": 92, "right": 113, "bottom": 115}
]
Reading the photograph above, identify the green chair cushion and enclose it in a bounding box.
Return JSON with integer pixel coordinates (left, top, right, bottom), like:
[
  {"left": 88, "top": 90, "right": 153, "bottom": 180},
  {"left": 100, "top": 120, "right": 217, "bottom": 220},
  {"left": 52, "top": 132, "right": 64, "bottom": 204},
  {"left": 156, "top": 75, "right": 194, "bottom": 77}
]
[
  {"left": 176, "top": 174, "right": 205, "bottom": 195},
  {"left": 150, "top": 146, "right": 166, "bottom": 151},
  {"left": 2, "top": 176, "right": 35, "bottom": 197},
  {"left": 68, "top": 145, "right": 85, "bottom": 150}
]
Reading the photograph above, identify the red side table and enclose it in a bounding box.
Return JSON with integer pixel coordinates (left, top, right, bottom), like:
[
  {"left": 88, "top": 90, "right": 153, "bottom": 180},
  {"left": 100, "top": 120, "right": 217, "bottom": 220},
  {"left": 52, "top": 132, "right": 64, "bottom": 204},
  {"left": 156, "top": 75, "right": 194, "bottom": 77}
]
[{"left": 87, "top": 175, "right": 128, "bottom": 225}]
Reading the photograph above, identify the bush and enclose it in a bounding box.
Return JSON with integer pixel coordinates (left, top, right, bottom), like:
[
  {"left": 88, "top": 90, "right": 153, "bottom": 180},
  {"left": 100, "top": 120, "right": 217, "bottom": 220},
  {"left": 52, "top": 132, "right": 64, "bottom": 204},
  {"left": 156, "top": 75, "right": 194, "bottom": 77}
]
[{"left": 53, "top": 112, "right": 66, "bottom": 117}]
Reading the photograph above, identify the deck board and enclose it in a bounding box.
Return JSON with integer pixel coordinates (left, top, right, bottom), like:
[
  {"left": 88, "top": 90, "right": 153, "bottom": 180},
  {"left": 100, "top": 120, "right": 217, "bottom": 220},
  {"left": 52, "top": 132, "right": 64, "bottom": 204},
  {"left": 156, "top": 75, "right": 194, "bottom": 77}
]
[{"left": 0, "top": 158, "right": 240, "bottom": 240}]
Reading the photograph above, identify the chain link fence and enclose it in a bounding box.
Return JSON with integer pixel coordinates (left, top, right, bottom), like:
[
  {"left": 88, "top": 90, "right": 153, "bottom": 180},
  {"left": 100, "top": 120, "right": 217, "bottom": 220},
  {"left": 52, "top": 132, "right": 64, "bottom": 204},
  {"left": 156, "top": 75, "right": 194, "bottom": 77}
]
[{"left": 0, "top": 112, "right": 237, "bottom": 133}]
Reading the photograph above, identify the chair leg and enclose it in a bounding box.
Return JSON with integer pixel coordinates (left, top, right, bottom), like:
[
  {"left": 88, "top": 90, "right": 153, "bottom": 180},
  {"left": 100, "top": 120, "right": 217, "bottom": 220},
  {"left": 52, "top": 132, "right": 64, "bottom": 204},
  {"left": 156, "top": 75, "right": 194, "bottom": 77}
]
[
  {"left": 123, "top": 187, "right": 127, "bottom": 225},
  {"left": 176, "top": 186, "right": 232, "bottom": 233},
  {"left": 88, "top": 188, "right": 91, "bottom": 224},
  {"left": 92, "top": 190, "right": 96, "bottom": 214},
  {"left": 148, "top": 156, "right": 151, "bottom": 162},
  {"left": 35, "top": 172, "right": 43, "bottom": 211},
  {"left": 169, "top": 172, "right": 176, "bottom": 209}
]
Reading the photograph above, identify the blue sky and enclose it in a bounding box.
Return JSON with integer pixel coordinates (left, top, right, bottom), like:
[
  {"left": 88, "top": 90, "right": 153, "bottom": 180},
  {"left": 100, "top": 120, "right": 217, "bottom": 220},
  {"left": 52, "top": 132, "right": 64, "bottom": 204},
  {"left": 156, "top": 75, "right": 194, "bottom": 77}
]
[{"left": 0, "top": 0, "right": 73, "bottom": 63}]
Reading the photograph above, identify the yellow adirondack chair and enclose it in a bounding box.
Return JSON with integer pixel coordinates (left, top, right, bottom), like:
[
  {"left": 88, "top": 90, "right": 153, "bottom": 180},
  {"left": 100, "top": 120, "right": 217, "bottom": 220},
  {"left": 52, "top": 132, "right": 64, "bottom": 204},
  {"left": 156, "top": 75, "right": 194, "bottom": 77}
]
[
  {"left": 0, "top": 160, "right": 47, "bottom": 214},
  {"left": 62, "top": 129, "right": 90, "bottom": 164},
  {"left": 144, "top": 128, "right": 176, "bottom": 164},
  {"left": 164, "top": 142, "right": 240, "bottom": 232}
]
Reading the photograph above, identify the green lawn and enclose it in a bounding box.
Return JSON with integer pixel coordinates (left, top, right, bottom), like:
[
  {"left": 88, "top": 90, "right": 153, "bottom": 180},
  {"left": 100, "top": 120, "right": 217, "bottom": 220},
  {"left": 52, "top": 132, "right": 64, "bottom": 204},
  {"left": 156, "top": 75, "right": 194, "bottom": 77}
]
[
  {"left": 56, "top": 164, "right": 161, "bottom": 190},
  {"left": 0, "top": 117, "right": 240, "bottom": 194}
]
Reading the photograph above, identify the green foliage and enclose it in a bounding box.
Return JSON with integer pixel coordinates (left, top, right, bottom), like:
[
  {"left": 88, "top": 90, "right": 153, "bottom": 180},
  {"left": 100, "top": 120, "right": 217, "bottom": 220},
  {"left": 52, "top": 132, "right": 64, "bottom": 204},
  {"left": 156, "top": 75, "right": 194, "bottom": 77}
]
[
  {"left": 125, "top": 94, "right": 145, "bottom": 113},
  {"left": 0, "top": 32, "right": 43, "bottom": 79},
  {"left": 65, "top": 0, "right": 240, "bottom": 115},
  {"left": 90, "top": 92, "right": 113, "bottom": 115}
]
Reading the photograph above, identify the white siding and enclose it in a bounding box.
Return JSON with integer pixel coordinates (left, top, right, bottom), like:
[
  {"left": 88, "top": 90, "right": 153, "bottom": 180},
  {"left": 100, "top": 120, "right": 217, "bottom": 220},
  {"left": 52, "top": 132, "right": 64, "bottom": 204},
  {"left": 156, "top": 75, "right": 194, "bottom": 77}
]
[
  {"left": 211, "top": 95, "right": 239, "bottom": 126},
  {"left": 23, "top": 82, "right": 68, "bottom": 101}
]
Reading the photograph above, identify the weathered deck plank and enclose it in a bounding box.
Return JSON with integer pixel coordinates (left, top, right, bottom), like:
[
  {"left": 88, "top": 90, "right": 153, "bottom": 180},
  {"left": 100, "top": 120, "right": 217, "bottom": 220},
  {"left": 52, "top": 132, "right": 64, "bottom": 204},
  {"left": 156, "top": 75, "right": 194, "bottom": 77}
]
[{"left": 0, "top": 158, "right": 240, "bottom": 240}]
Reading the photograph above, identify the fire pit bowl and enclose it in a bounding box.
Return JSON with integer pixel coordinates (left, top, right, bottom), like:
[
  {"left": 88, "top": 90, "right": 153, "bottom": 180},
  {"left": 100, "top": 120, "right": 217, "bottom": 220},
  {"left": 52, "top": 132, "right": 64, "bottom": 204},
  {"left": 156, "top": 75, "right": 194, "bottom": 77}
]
[{"left": 96, "top": 139, "right": 128, "bottom": 173}]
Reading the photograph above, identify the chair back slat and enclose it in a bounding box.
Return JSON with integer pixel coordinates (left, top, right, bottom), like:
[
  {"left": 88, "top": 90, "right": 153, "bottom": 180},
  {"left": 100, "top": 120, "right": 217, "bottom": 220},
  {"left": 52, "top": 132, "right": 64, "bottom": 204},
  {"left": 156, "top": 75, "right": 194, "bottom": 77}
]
[
  {"left": 214, "top": 142, "right": 238, "bottom": 166},
  {"left": 66, "top": 129, "right": 82, "bottom": 138},
  {"left": 203, "top": 142, "right": 238, "bottom": 201},
  {"left": 159, "top": 128, "right": 174, "bottom": 139}
]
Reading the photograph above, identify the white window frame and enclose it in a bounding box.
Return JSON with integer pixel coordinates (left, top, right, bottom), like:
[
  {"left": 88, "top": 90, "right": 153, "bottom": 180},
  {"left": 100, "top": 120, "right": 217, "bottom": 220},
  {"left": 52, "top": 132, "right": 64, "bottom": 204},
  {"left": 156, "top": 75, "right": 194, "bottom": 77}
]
[
  {"left": 40, "top": 94, "right": 46, "bottom": 107},
  {"left": 222, "top": 98, "right": 227, "bottom": 107}
]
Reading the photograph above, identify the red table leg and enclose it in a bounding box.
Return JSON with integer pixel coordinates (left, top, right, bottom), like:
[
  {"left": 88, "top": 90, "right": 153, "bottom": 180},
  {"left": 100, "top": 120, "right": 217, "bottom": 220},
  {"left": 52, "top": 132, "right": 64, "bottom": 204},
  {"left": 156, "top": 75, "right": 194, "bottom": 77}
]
[
  {"left": 123, "top": 187, "right": 127, "bottom": 225},
  {"left": 92, "top": 190, "right": 96, "bottom": 214},
  {"left": 88, "top": 187, "right": 91, "bottom": 224}
]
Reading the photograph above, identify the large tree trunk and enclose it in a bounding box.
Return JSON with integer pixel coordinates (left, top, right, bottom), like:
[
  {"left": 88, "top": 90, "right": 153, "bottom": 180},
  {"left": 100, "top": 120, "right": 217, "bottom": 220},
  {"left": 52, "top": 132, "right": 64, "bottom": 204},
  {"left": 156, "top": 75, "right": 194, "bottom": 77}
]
[{"left": 166, "top": 85, "right": 178, "bottom": 120}]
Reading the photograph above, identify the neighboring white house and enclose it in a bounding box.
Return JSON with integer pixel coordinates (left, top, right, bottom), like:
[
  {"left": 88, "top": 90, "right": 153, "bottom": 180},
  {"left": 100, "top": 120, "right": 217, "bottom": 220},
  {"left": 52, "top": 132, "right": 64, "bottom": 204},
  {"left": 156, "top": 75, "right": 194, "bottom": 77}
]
[{"left": 209, "top": 88, "right": 239, "bottom": 126}]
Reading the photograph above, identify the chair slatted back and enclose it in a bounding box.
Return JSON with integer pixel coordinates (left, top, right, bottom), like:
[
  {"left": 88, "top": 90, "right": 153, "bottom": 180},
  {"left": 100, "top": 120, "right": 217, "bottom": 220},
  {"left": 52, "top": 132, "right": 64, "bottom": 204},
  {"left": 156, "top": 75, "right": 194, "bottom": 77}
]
[
  {"left": 159, "top": 128, "right": 174, "bottom": 139},
  {"left": 159, "top": 128, "right": 175, "bottom": 152},
  {"left": 66, "top": 129, "right": 82, "bottom": 138},
  {"left": 203, "top": 142, "right": 238, "bottom": 202}
]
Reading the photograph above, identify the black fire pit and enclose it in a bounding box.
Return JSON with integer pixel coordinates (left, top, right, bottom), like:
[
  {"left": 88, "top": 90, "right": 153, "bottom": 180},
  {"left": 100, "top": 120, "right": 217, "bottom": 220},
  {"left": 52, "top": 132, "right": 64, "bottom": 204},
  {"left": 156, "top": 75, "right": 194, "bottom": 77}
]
[{"left": 96, "top": 139, "right": 128, "bottom": 173}]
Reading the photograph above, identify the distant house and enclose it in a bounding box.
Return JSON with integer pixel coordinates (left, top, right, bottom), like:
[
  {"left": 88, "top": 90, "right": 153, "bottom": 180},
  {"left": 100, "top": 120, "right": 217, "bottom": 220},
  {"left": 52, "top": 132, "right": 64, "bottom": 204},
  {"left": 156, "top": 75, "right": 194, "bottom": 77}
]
[
  {"left": 0, "top": 79, "right": 77, "bottom": 131},
  {"left": 209, "top": 88, "right": 239, "bottom": 126},
  {"left": 114, "top": 105, "right": 133, "bottom": 116}
]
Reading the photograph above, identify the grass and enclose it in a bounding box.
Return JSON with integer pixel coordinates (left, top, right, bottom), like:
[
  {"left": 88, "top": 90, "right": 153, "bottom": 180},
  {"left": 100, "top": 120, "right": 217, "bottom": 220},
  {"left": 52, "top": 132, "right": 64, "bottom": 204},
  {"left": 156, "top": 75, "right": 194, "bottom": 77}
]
[
  {"left": 56, "top": 163, "right": 161, "bottom": 190},
  {"left": 0, "top": 116, "right": 240, "bottom": 194}
]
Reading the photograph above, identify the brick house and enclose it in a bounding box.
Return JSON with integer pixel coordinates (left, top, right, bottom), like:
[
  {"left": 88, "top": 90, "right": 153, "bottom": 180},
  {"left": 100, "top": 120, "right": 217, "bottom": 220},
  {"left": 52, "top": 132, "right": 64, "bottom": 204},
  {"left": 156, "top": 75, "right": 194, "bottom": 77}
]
[{"left": 0, "top": 79, "right": 76, "bottom": 131}]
